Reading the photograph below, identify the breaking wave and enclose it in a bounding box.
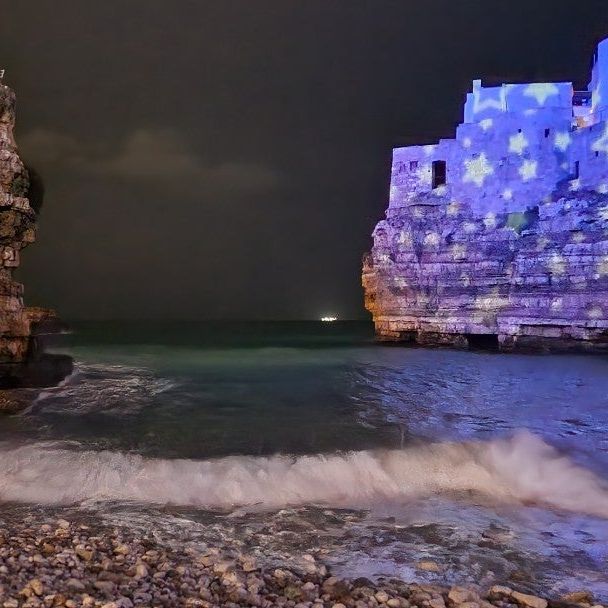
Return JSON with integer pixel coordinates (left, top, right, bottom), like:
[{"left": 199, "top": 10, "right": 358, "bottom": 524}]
[
  {"left": 0, "top": 431, "right": 606, "bottom": 517},
  {"left": 28, "top": 363, "right": 176, "bottom": 416}
]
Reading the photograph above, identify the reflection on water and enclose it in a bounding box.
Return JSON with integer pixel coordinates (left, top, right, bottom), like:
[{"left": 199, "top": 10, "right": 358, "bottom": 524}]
[{"left": 0, "top": 321, "right": 607, "bottom": 598}]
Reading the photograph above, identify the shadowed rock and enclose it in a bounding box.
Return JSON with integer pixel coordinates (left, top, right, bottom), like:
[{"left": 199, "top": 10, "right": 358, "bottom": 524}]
[{"left": 0, "top": 81, "right": 72, "bottom": 400}]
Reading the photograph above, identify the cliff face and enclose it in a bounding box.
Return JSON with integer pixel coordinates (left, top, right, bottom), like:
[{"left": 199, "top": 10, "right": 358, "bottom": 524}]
[
  {"left": 0, "top": 83, "right": 38, "bottom": 362},
  {"left": 363, "top": 186, "right": 608, "bottom": 351},
  {"left": 0, "top": 81, "right": 72, "bottom": 394},
  {"left": 363, "top": 38, "right": 608, "bottom": 352}
]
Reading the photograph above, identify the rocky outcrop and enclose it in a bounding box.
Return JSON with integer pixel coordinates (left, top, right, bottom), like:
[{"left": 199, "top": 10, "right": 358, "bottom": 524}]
[
  {"left": 363, "top": 184, "right": 608, "bottom": 352},
  {"left": 0, "top": 80, "right": 72, "bottom": 387},
  {"left": 364, "top": 37, "right": 608, "bottom": 353},
  {"left": 0, "top": 82, "right": 38, "bottom": 362}
]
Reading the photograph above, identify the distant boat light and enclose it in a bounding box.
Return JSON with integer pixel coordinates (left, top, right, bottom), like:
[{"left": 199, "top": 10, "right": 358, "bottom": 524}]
[{"left": 321, "top": 316, "right": 338, "bottom": 322}]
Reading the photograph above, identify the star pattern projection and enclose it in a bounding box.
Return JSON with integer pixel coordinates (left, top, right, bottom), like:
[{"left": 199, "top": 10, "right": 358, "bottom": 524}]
[
  {"left": 519, "top": 159, "right": 538, "bottom": 181},
  {"left": 463, "top": 153, "right": 494, "bottom": 187},
  {"left": 592, "top": 124, "right": 608, "bottom": 154},
  {"left": 397, "top": 230, "right": 412, "bottom": 248},
  {"left": 446, "top": 201, "right": 460, "bottom": 216},
  {"left": 389, "top": 186, "right": 399, "bottom": 203},
  {"left": 502, "top": 188, "right": 513, "bottom": 200},
  {"left": 554, "top": 131, "right": 571, "bottom": 152},
  {"left": 451, "top": 243, "right": 467, "bottom": 261},
  {"left": 423, "top": 232, "right": 440, "bottom": 247},
  {"left": 416, "top": 164, "right": 433, "bottom": 187},
  {"left": 547, "top": 252, "right": 566, "bottom": 276},
  {"left": 587, "top": 305, "right": 604, "bottom": 320},
  {"left": 598, "top": 255, "right": 608, "bottom": 277},
  {"left": 592, "top": 82, "right": 602, "bottom": 112},
  {"left": 472, "top": 87, "right": 506, "bottom": 114},
  {"left": 571, "top": 231, "right": 586, "bottom": 244},
  {"left": 484, "top": 212, "right": 497, "bottom": 229},
  {"left": 524, "top": 83, "right": 559, "bottom": 105},
  {"left": 509, "top": 132, "right": 528, "bottom": 155}
]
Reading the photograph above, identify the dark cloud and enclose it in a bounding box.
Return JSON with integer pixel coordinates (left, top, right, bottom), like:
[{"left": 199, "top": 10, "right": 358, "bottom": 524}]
[
  {"left": 20, "top": 128, "right": 280, "bottom": 194},
  {"left": 1, "top": 1, "right": 608, "bottom": 319}
]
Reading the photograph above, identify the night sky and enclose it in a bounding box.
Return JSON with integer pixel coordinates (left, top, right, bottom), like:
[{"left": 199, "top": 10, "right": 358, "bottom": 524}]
[{"left": 2, "top": 1, "right": 608, "bottom": 320}]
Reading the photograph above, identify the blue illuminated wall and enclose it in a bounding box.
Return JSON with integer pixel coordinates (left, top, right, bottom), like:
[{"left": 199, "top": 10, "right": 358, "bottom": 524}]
[{"left": 389, "top": 38, "right": 608, "bottom": 216}]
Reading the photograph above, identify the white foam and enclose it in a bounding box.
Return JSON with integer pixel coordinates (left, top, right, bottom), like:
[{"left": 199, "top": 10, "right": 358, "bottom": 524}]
[
  {"left": 0, "top": 431, "right": 606, "bottom": 517},
  {"left": 27, "top": 363, "right": 175, "bottom": 415}
]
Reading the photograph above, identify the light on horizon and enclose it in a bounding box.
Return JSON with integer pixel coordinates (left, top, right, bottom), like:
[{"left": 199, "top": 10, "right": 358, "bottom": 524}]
[{"left": 321, "top": 316, "right": 338, "bottom": 322}]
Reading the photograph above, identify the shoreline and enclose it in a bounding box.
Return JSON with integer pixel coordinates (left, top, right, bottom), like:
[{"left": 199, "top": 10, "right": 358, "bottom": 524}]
[{"left": 0, "top": 512, "right": 603, "bottom": 608}]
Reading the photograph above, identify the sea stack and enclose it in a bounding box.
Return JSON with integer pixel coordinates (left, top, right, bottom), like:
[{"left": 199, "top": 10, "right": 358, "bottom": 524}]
[
  {"left": 363, "top": 38, "right": 608, "bottom": 352},
  {"left": 0, "top": 75, "right": 69, "bottom": 387}
]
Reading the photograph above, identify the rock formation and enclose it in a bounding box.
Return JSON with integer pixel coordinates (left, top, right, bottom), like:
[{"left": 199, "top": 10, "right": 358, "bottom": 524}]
[
  {"left": 0, "top": 78, "right": 71, "bottom": 387},
  {"left": 363, "top": 39, "right": 608, "bottom": 352}
]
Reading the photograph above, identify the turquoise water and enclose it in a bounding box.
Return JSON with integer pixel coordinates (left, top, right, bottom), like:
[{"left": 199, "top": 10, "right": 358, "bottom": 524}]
[{"left": 1, "top": 321, "right": 608, "bottom": 597}]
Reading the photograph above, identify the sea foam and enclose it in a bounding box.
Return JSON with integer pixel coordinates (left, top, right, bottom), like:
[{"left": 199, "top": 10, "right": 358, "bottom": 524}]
[{"left": 0, "top": 431, "right": 605, "bottom": 517}]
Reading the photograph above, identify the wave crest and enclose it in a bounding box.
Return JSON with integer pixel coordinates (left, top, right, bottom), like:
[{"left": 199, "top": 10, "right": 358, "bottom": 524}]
[{"left": 0, "top": 431, "right": 606, "bottom": 517}]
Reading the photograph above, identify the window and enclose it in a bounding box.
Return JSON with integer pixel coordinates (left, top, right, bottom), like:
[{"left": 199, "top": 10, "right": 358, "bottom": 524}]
[
  {"left": 432, "top": 160, "right": 447, "bottom": 188},
  {"left": 409, "top": 160, "right": 418, "bottom": 171},
  {"left": 595, "top": 151, "right": 600, "bottom": 158},
  {"left": 544, "top": 128, "right": 550, "bottom": 138},
  {"left": 573, "top": 160, "right": 580, "bottom": 179}
]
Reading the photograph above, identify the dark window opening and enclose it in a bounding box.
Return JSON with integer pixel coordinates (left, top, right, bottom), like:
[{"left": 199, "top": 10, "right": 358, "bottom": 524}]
[
  {"left": 596, "top": 151, "right": 600, "bottom": 158},
  {"left": 573, "top": 92, "right": 592, "bottom": 107},
  {"left": 409, "top": 160, "right": 418, "bottom": 171},
  {"left": 466, "top": 333, "right": 500, "bottom": 351},
  {"left": 518, "top": 128, "right": 522, "bottom": 133},
  {"left": 432, "top": 160, "right": 446, "bottom": 188},
  {"left": 573, "top": 160, "right": 580, "bottom": 179},
  {"left": 544, "top": 128, "right": 550, "bottom": 138}
]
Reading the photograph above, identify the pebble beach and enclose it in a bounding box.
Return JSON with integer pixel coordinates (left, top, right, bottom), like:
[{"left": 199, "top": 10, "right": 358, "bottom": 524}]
[{"left": 0, "top": 512, "right": 602, "bottom": 608}]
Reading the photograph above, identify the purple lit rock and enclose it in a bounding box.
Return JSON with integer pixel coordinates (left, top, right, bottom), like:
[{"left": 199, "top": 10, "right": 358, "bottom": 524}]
[{"left": 363, "top": 39, "right": 608, "bottom": 352}]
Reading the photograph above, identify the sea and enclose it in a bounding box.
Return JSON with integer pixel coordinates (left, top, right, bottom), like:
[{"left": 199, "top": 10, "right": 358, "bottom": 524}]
[{"left": 0, "top": 320, "right": 607, "bottom": 598}]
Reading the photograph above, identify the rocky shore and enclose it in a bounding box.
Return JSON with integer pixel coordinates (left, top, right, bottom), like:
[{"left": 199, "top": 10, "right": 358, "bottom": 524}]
[{"left": 0, "top": 512, "right": 602, "bottom": 608}]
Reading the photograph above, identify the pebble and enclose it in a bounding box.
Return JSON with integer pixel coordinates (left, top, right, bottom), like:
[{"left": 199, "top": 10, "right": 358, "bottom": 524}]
[
  {"left": 561, "top": 591, "right": 594, "bottom": 604},
  {"left": 418, "top": 560, "right": 442, "bottom": 573},
  {"left": 449, "top": 586, "right": 479, "bottom": 604},
  {"left": 0, "top": 511, "right": 594, "bottom": 608},
  {"left": 94, "top": 580, "right": 117, "bottom": 594},
  {"left": 511, "top": 591, "right": 548, "bottom": 608},
  {"left": 66, "top": 578, "right": 85, "bottom": 591},
  {"left": 376, "top": 591, "right": 390, "bottom": 603},
  {"left": 76, "top": 545, "right": 94, "bottom": 561},
  {"left": 28, "top": 578, "right": 43, "bottom": 596}
]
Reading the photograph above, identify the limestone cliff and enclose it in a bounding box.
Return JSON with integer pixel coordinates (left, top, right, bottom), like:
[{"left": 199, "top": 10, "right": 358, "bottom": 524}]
[
  {"left": 0, "top": 82, "right": 38, "bottom": 362},
  {"left": 363, "top": 38, "right": 608, "bottom": 352},
  {"left": 363, "top": 186, "right": 608, "bottom": 351},
  {"left": 0, "top": 80, "right": 70, "bottom": 388}
]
